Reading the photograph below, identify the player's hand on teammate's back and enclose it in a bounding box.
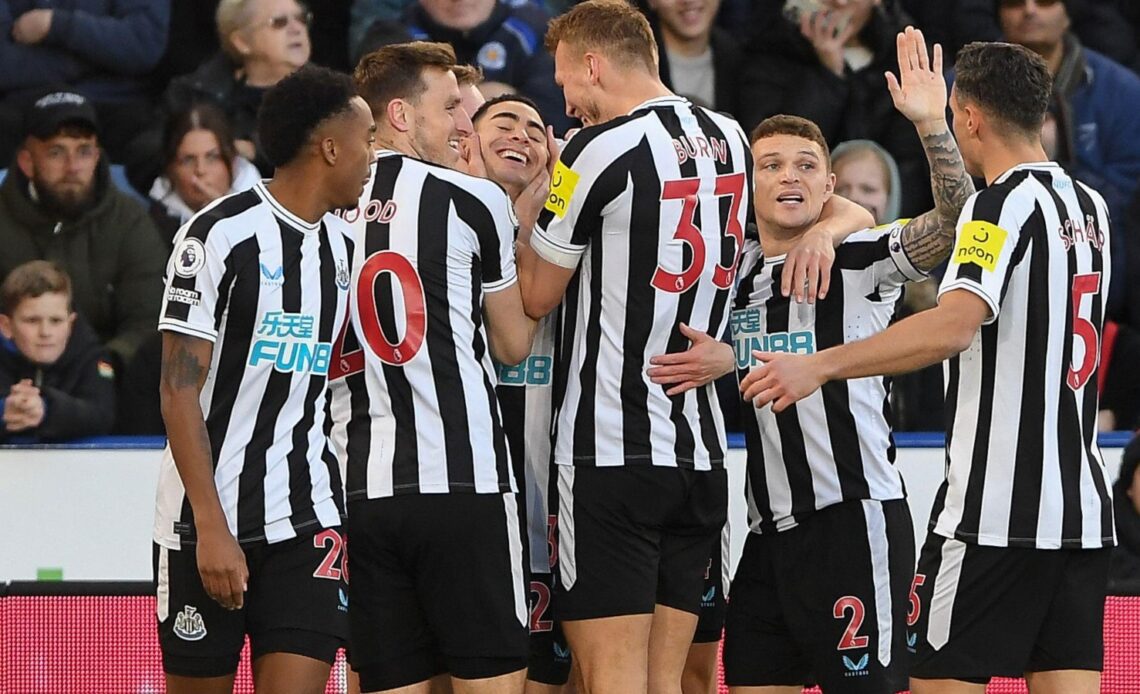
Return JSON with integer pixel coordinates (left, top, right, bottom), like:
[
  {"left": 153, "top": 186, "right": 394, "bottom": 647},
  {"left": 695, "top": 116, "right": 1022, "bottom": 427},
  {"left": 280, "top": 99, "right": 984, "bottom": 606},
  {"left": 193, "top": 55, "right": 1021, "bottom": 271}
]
[
  {"left": 885, "top": 26, "right": 947, "bottom": 127},
  {"left": 740, "top": 350, "right": 825, "bottom": 413},
  {"left": 647, "top": 323, "right": 735, "bottom": 396},
  {"left": 196, "top": 526, "right": 249, "bottom": 610}
]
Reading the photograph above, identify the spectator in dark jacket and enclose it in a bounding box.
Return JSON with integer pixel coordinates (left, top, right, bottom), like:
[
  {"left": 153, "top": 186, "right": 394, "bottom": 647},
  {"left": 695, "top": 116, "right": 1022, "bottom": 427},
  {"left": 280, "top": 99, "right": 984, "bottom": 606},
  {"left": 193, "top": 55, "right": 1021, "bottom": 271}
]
[
  {"left": 646, "top": 0, "right": 742, "bottom": 120},
  {"left": 0, "top": 260, "right": 115, "bottom": 441},
  {"left": 0, "top": 91, "right": 166, "bottom": 367},
  {"left": 737, "top": 0, "right": 931, "bottom": 217},
  {"left": 948, "top": 0, "right": 1140, "bottom": 317},
  {"left": 0, "top": 0, "right": 171, "bottom": 163},
  {"left": 126, "top": 0, "right": 311, "bottom": 192},
  {"left": 356, "top": 0, "right": 572, "bottom": 132},
  {"left": 951, "top": 0, "right": 1139, "bottom": 74},
  {"left": 1109, "top": 434, "right": 1140, "bottom": 594}
]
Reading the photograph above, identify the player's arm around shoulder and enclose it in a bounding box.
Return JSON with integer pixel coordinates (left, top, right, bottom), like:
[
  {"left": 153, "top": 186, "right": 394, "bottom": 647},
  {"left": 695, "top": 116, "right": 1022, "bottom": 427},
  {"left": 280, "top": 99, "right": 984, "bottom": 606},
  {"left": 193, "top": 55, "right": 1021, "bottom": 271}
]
[{"left": 518, "top": 123, "right": 621, "bottom": 320}]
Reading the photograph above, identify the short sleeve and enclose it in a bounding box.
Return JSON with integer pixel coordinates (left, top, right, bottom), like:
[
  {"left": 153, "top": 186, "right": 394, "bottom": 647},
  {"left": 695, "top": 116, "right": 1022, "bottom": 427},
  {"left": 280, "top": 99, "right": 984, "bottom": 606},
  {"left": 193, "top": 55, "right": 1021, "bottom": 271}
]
[
  {"left": 937, "top": 189, "right": 1027, "bottom": 324},
  {"left": 157, "top": 224, "right": 233, "bottom": 342},
  {"left": 530, "top": 128, "right": 621, "bottom": 269},
  {"left": 835, "top": 221, "right": 927, "bottom": 289},
  {"left": 479, "top": 186, "right": 519, "bottom": 294}
]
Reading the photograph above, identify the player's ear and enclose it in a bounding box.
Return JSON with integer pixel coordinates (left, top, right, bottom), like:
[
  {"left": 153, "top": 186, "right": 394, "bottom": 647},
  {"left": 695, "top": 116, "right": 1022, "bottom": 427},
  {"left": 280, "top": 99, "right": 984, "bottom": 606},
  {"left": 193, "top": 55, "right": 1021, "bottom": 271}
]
[
  {"left": 585, "top": 52, "right": 601, "bottom": 85},
  {"left": 387, "top": 98, "right": 411, "bottom": 133},
  {"left": 320, "top": 135, "right": 337, "bottom": 166},
  {"left": 824, "top": 171, "right": 836, "bottom": 198},
  {"left": 0, "top": 314, "right": 11, "bottom": 341}
]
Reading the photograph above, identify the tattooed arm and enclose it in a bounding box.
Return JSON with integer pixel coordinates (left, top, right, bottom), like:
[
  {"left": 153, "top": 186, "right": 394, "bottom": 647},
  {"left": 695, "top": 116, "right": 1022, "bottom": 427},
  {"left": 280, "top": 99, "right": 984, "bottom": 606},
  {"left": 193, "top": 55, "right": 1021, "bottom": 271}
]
[
  {"left": 885, "top": 27, "right": 976, "bottom": 272},
  {"left": 160, "top": 331, "right": 248, "bottom": 610},
  {"left": 899, "top": 122, "right": 975, "bottom": 271}
]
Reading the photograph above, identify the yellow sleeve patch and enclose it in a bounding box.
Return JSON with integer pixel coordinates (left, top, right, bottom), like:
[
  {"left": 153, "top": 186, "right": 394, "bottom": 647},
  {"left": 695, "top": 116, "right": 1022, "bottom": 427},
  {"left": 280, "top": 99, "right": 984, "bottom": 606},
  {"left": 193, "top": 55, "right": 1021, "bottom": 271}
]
[
  {"left": 544, "top": 160, "right": 580, "bottom": 218},
  {"left": 952, "top": 220, "right": 1008, "bottom": 272}
]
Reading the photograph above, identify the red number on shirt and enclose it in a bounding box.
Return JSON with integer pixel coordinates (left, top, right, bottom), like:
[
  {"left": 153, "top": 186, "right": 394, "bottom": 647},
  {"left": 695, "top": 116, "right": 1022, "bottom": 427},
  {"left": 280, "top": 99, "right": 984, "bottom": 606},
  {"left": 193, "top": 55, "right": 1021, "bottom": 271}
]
[
  {"left": 547, "top": 514, "right": 558, "bottom": 569},
  {"left": 834, "top": 596, "right": 870, "bottom": 650},
  {"left": 907, "top": 573, "right": 926, "bottom": 627},
  {"left": 1067, "top": 272, "right": 1102, "bottom": 390},
  {"left": 328, "top": 304, "right": 364, "bottom": 381},
  {"left": 651, "top": 173, "right": 747, "bottom": 294},
  {"left": 313, "top": 528, "right": 346, "bottom": 582},
  {"left": 529, "top": 580, "right": 553, "bottom": 633},
  {"left": 358, "top": 250, "right": 427, "bottom": 365}
]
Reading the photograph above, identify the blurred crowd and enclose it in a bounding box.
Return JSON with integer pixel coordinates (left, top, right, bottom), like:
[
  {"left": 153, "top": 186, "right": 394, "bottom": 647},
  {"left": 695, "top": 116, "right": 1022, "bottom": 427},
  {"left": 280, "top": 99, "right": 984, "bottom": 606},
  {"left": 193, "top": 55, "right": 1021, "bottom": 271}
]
[{"left": 2, "top": 0, "right": 1140, "bottom": 446}]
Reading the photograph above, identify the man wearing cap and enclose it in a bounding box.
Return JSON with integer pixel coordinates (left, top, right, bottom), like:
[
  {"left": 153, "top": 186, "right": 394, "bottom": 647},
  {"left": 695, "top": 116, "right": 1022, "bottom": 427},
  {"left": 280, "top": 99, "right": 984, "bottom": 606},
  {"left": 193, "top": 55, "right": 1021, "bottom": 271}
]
[{"left": 0, "top": 90, "right": 166, "bottom": 368}]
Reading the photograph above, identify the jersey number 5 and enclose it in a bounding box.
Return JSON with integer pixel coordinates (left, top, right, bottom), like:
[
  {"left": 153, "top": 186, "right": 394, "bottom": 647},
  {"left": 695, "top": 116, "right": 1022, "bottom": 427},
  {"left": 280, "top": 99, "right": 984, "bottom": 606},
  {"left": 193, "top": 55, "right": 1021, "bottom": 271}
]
[
  {"left": 651, "top": 173, "right": 746, "bottom": 294},
  {"left": 1068, "top": 272, "right": 1101, "bottom": 391}
]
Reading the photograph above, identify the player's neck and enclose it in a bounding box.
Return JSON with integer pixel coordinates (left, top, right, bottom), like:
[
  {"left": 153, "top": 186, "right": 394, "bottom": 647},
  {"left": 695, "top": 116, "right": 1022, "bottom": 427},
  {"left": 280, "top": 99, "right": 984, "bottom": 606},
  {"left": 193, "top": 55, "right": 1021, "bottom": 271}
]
[
  {"left": 756, "top": 222, "right": 811, "bottom": 259},
  {"left": 264, "top": 168, "right": 331, "bottom": 224},
  {"left": 980, "top": 142, "right": 1051, "bottom": 185},
  {"left": 607, "top": 77, "right": 674, "bottom": 117},
  {"left": 375, "top": 131, "right": 417, "bottom": 160}
]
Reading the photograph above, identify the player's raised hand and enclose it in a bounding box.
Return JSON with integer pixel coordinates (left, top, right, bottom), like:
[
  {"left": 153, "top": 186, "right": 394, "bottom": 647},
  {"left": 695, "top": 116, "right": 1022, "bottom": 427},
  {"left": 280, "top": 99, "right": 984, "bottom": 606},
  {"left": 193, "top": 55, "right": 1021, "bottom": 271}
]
[
  {"left": 196, "top": 526, "right": 249, "bottom": 610},
  {"left": 739, "top": 350, "right": 825, "bottom": 412},
  {"left": 647, "top": 323, "right": 735, "bottom": 396},
  {"left": 885, "top": 26, "right": 946, "bottom": 127}
]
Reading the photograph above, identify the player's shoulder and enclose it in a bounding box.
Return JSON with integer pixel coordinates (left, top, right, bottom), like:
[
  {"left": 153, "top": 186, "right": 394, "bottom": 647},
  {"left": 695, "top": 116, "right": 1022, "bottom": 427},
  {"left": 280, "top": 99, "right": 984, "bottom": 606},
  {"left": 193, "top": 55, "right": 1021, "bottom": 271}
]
[
  {"left": 179, "top": 187, "right": 266, "bottom": 246},
  {"left": 404, "top": 154, "right": 512, "bottom": 202},
  {"left": 558, "top": 112, "right": 645, "bottom": 167},
  {"left": 693, "top": 104, "right": 748, "bottom": 141},
  {"left": 322, "top": 210, "right": 356, "bottom": 240}
]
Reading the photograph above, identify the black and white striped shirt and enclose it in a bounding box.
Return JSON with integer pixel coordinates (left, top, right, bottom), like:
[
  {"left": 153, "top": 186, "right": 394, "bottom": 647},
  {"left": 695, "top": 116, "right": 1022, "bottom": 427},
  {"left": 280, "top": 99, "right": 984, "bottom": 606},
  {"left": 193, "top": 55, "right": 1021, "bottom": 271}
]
[
  {"left": 154, "top": 181, "right": 353, "bottom": 549},
  {"left": 934, "top": 162, "right": 1115, "bottom": 549},
  {"left": 336, "top": 152, "right": 519, "bottom": 499},
  {"left": 733, "top": 224, "right": 925, "bottom": 533},
  {"left": 497, "top": 316, "right": 557, "bottom": 574},
  {"left": 530, "top": 96, "right": 752, "bottom": 470}
]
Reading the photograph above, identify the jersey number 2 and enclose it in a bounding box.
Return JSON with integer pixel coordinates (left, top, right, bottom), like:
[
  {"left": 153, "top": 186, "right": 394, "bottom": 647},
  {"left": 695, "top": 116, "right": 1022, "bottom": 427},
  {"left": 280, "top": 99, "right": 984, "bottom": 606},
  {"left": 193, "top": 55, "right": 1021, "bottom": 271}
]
[
  {"left": 651, "top": 173, "right": 746, "bottom": 294},
  {"left": 1068, "top": 272, "right": 1101, "bottom": 391}
]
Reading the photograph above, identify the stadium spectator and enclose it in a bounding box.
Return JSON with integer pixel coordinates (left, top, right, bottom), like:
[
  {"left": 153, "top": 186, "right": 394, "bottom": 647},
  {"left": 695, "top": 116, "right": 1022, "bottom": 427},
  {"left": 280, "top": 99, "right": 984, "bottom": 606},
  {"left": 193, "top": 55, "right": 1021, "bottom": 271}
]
[
  {"left": 1109, "top": 434, "right": 1140, "bottom": 594},
  {"left": 831, "top": 139, "right": 944, "bottom": 431},
  {"left": 0, "top": 260, "right": 115, "bottom": 441},
  {"left": 148, "top": 103, "right": 260, "bottom": 245},
  {"left": 951, "top": 0, "right": 1140, "bottom": 74},
  {"left": 353, "top": 0, "right": 573, "bottom": 132},
  {"left": 736, "top": 0, "right": 933, "bottom": 217},
  {"left": 831, "top": 139, "right": 901, "bottom": 225},
  {"left": 953, "top": 0, "right": 1140, "bottom": 317},
  {"left": 645, "top": 0, "right": 743, "bottom": 120},
  {"left": 0, "top": 0, "right": 171, "bottom": 165},
  {"left": 0, "top": 91, "right": 166, "bottom": 368},
  {"left": 126, "top": 0, "right": 312, "bottom": 193}
]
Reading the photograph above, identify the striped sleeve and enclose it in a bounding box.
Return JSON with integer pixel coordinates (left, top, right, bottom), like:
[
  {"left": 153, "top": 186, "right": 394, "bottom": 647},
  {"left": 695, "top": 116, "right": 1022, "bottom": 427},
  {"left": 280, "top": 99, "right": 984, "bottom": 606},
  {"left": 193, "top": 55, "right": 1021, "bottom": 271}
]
[
  {"left": 481, "top": 185, "right": 519, "bottom": 294},
  {"left": 938, "top": 185, "right": 1032, "bottom": 323},
  {"left": 158, "top": 220, "right": 235, "bottom": 342},
  {"left": 530, "top": 128, "right": 623, "bottom": 269}
]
